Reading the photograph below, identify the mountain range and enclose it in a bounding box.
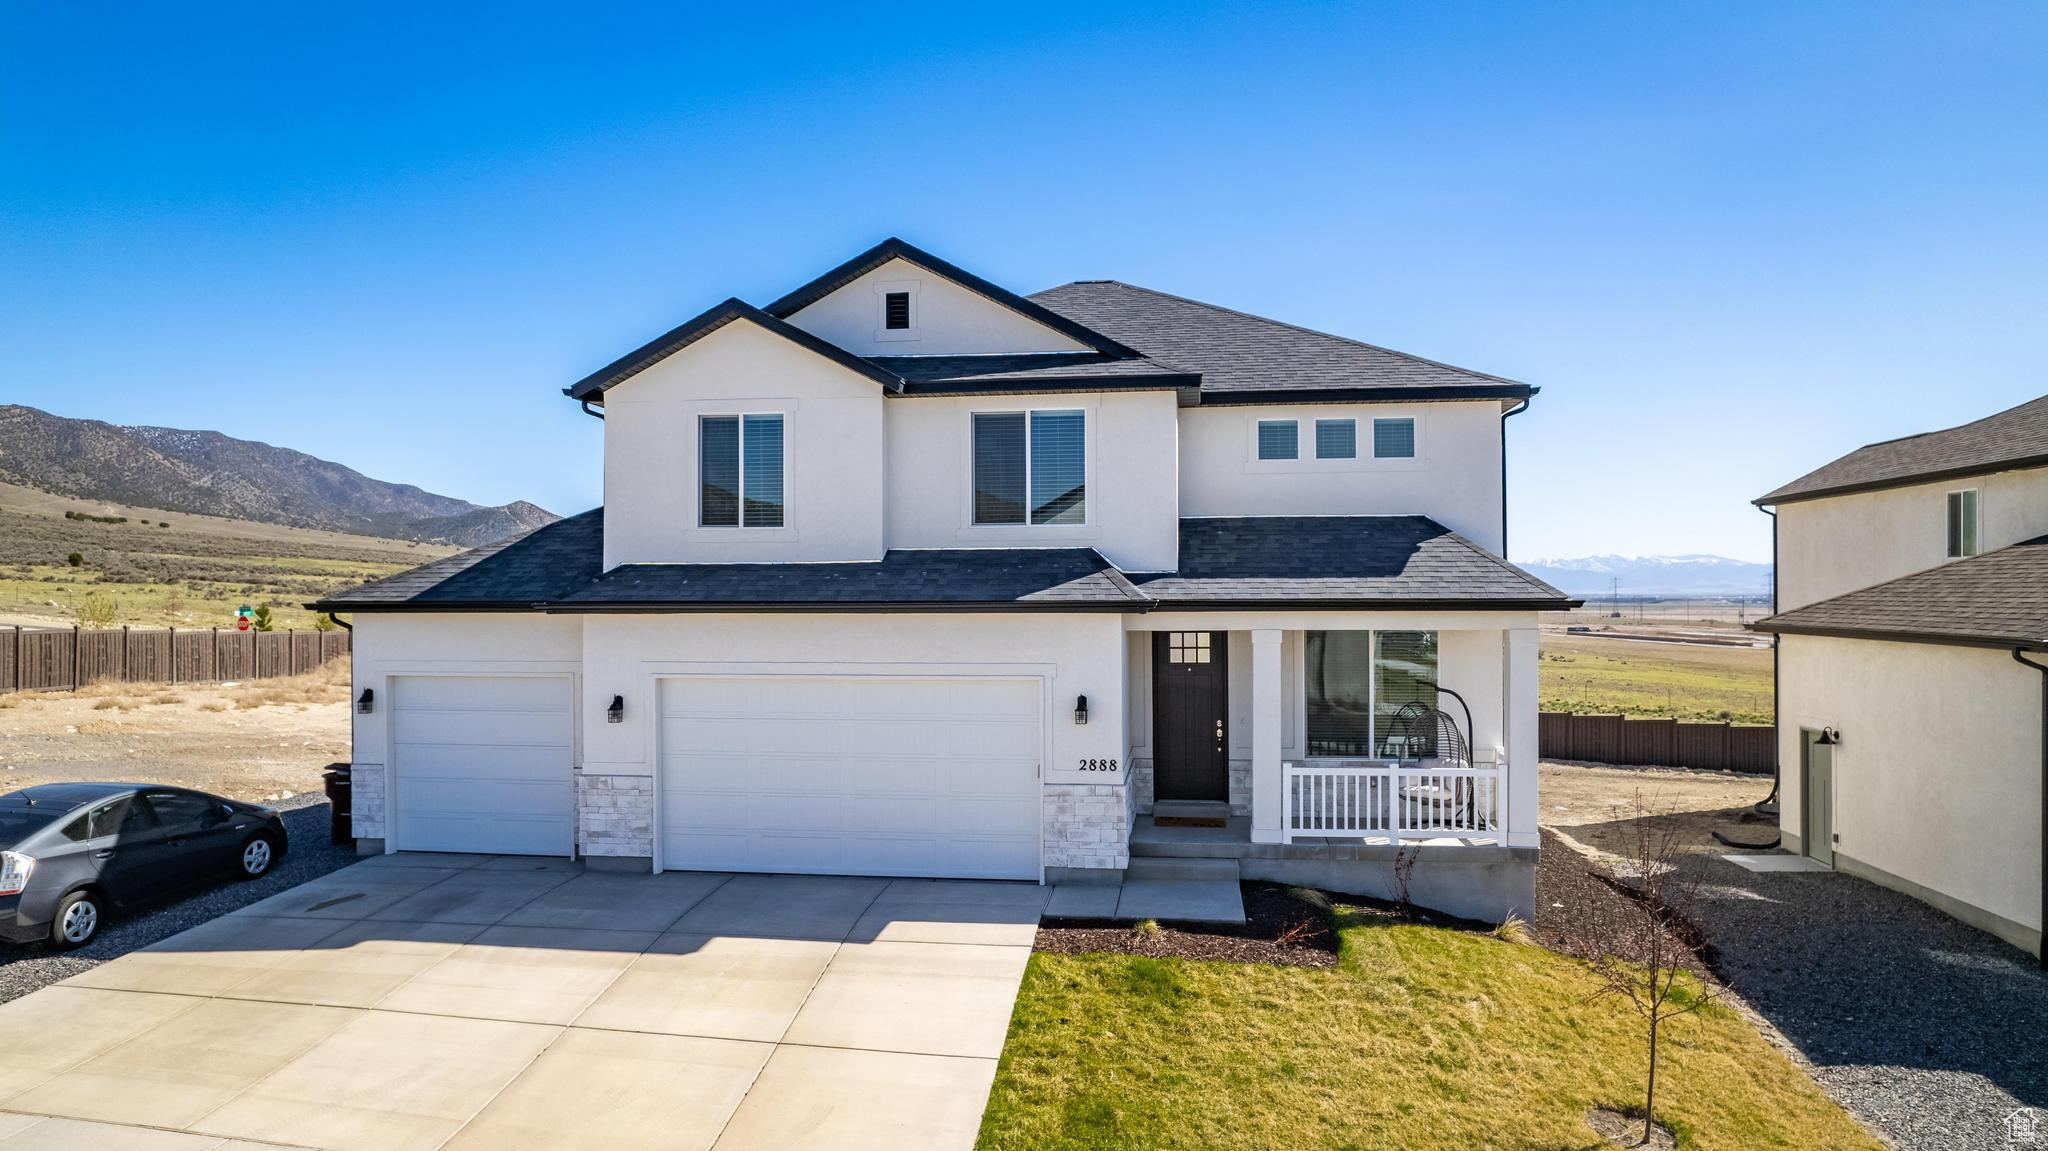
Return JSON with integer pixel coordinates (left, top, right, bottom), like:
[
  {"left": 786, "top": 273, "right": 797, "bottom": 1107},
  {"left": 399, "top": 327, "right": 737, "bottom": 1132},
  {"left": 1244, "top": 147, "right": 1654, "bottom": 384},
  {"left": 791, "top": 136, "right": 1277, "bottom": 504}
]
[
  {"left": 1514, "top": 554, "right": 1773, "bottom": 598},
  {"left": 0, "top": 404, "right": 557, "bottom": 547}
]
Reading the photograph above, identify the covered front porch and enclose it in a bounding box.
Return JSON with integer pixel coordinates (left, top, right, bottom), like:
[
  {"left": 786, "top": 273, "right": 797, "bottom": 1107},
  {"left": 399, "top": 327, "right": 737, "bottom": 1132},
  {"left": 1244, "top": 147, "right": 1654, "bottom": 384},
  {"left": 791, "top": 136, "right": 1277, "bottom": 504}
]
[{"left": 1123, "top": 609, "right": 1541, "bottom": 857}]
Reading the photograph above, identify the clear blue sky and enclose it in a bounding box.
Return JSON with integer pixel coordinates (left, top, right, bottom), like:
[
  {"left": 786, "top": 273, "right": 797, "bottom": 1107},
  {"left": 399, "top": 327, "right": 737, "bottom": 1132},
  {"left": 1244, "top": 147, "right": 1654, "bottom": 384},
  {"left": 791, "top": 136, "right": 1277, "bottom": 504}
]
[{"left": 4, "top": 3, "right": 2043, "bottom": 563}]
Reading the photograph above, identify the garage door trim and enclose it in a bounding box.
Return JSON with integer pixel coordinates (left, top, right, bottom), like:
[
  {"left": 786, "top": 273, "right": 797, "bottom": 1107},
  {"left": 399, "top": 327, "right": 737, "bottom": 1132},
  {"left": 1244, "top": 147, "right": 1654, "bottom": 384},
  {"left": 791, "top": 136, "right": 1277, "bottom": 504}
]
[{"left": 649, "top": 667, "right": 1048, "bottom": 880}]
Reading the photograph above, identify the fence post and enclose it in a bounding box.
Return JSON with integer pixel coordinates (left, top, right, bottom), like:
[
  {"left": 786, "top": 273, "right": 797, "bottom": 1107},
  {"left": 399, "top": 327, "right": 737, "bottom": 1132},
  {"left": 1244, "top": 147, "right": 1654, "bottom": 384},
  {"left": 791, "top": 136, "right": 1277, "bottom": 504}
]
[
  {"left": 120, "top": 624, "right": 130, "bottom": 683},
  {"left": 288, "top": 629, "right": 297, "bottom": 675},
  {"left": 71, "top": 625, "right": 80, "bottom": 691},
  {"left": 10, "top": 625, "right": 18, "bottom": 694}
]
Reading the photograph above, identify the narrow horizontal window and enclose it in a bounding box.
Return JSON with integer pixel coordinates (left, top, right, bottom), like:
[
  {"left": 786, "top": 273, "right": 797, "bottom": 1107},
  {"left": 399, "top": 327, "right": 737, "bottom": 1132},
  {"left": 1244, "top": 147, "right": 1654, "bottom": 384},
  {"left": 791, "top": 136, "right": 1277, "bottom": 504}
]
[
  {"left": 1373, "top": 417, "right": 1416, "bottom": 459},
  {"left": 1315, "top": 419, "right": 1356, "bottom": 459},
  {"left": 1256, "top": 420, "right": 1298, "bottom": 460}
]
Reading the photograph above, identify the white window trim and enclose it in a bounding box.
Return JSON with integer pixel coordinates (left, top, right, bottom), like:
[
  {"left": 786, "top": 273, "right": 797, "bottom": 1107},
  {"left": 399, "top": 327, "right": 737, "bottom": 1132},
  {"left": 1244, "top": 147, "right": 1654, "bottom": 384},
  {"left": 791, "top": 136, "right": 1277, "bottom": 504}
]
[
  {"left": 698, "top": 411, "right": 789, "bottom": 531},
  {"left": 873, "top": 278, "right": 921, "bottom": 343},
  {"left": 962, "top": 405, "right": 1094, "bottom": 534},
  {"left": 1946, "top": 487, "right": 1980, "bottom": 558},
  {"left": 1371, "top": 416, "right": 1421, "bottom": 461},
  {"left": 1314, "top": 417, "right": 1358, "bottom": 460},
  {"left": 1252, "top": 418, "right": 1300, "bottom": 462}
]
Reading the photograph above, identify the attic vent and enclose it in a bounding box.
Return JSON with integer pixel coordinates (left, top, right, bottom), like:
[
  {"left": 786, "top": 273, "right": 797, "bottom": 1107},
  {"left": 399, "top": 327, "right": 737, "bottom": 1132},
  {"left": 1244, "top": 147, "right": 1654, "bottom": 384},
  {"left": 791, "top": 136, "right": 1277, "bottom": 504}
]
[{"left": 883, "top": 291, "right": 911, "bottom": 330}]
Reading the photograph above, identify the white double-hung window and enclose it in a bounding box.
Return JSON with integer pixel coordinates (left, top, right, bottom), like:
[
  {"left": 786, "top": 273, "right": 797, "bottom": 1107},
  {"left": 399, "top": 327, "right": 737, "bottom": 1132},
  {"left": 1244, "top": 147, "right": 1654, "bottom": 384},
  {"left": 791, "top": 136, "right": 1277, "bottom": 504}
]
[
  {"left": 972, "top": 409, "right": 1086, "bottom": 525},
  {"left": 700, "top": 414, "right": 785, "bottom": 527}
]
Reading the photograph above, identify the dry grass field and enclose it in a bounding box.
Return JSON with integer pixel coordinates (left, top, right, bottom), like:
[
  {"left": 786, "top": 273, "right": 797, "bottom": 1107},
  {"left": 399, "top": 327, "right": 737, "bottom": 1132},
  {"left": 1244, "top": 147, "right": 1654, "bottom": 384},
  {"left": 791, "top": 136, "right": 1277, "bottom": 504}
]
[
  {"left": 0, "top": 480, "right": 453, "bottom": 630},
  {"left": 1540, "top": 631, "right": 1774, "bottom": 724}
]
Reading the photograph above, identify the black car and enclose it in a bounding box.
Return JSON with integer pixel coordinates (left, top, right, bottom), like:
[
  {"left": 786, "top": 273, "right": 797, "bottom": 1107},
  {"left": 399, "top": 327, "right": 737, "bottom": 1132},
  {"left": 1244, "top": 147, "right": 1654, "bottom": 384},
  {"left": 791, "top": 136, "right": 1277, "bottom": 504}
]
[{"left": 0, "top": 783, "right": 286, "bottom": 949}]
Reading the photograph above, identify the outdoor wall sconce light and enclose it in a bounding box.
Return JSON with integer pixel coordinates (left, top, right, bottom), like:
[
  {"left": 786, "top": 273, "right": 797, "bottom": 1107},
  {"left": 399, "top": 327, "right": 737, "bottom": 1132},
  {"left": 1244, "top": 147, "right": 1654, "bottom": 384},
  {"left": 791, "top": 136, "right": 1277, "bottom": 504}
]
[
  {"left": 607, "top": 695, "right": 625, "bottom": 724},
  {"left": 355, "top": 689, "right": 374, "bottom": 714},
  {"left": 1074, "top": 695, "right": 1088, "bottom": 725},
  {"left": 1817, "top": 727, "right": 1841, "bottom": 746}
]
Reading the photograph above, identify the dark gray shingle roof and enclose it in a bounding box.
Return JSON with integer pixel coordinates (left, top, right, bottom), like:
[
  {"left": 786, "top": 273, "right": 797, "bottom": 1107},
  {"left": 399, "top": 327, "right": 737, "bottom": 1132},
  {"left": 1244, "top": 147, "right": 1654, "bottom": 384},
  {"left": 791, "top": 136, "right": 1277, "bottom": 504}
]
[
  {"left": 1029, "top": 281, "right": 1532, "bottom": 402},
  {"left": 310, "top": 509, "right": 605, "bottom": 610},
  {"left": 565, "top": 299, "right": 904, "bottom": 402},
  {"left": 1752, "top": 535, "right": 2048, "bottom": 650},
  {"left": 312, "top": 513, "right": 1573, "bottom": 613},
  {"left": 1127, "top": 516, "right": 1575, "bottom": 608},
  {"left": 1757, "top": 393, "right": 2048, "bottom": 505},
  {"left": 867, "top": 353, "right": 1198, "bottom": 395},
  {"left": 554, "top": 549, "right": 1146, "bottom": 610}
]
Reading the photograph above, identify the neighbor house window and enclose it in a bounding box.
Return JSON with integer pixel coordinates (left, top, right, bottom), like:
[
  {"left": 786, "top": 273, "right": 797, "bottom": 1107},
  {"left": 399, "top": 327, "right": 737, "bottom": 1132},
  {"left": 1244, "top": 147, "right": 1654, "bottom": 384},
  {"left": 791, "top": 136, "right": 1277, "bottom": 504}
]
[
  {"left": 1256, "top": 420, "right": 1298, "bottom": 460},
  {"left": 1315, "top": 419, "right": 1356, "bottom": 459},
  {"left": 700, "top": 414, "right": 784, "bottom": 528},
  {"left": 973, "top": 409, "right": 1085, "bottom": 525},
  {"left": 1373, "top": 417, "right": 1416, "bottom": 458},
  {"left": 1305, "top": 630, "right": 1440, "bottom": 758},
  {"left": 1946, "top": 489, "right": 1979, "bottom": 557}
]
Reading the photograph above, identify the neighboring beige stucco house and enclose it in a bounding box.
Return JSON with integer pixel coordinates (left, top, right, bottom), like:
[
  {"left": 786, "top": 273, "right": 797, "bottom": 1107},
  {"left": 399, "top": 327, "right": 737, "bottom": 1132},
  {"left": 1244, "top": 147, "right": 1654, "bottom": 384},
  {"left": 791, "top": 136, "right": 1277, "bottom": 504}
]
[
  {"left": 313, "top": 238, "right": 1579, "bottom": 921},
  {"left": 1754, "top": 393, "right": 2048, "bottom": 961}
]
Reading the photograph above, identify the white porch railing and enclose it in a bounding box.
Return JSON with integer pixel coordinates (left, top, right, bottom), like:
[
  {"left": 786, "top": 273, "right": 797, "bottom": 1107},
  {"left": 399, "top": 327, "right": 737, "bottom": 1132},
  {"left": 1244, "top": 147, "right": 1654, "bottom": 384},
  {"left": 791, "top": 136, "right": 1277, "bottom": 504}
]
[{"left": 1283, "top": 757, "right": 1505, "bottom": 843}]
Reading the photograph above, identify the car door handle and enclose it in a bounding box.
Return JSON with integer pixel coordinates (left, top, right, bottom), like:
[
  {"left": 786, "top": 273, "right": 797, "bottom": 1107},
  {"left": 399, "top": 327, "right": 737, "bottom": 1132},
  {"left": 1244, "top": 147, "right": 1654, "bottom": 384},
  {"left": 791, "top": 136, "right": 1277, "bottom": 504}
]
[{"left": 94, "top": 849, "right": 113, "bottom": 860}]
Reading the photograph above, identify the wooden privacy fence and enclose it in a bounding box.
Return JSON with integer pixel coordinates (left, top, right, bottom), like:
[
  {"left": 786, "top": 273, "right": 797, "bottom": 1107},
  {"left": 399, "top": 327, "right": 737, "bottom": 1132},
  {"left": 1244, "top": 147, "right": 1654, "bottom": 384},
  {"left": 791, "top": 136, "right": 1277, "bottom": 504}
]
[
  {"left": 1540, "top": 711, "right": 1775, "bottom": 774},
  {"left": 0, "top": 626, "right": 350, "bottom": 693}
]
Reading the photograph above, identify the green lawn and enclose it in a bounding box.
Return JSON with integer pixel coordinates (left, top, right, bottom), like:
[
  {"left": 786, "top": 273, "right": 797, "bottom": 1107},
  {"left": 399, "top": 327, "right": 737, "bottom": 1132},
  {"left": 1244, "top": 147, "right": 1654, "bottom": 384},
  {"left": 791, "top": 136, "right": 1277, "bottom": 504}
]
[
  {"left": 1541, "top": 633, "right": 1774, "bottom": 725},
  {"left": 978, "top": 909, "right": 1878, "bottom": 1151}
]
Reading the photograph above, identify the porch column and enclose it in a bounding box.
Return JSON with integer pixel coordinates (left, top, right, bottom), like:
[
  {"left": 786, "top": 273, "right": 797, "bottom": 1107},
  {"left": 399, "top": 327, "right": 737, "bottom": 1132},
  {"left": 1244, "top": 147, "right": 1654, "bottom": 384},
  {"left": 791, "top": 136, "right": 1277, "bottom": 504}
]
[
  {"left": 1504, "top": 626, "right": 1540, "bottom": 848},
  {"left": 1250, "top": 628, "right": 1284, "bottom": 844}
]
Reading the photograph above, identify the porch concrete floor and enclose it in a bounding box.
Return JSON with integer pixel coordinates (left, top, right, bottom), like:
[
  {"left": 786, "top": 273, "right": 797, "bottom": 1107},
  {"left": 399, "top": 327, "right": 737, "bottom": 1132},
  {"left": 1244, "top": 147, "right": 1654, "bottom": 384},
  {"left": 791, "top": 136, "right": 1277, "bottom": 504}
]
[{"left": 0, "top": 856, "right": 1044, "bottom": 1151}]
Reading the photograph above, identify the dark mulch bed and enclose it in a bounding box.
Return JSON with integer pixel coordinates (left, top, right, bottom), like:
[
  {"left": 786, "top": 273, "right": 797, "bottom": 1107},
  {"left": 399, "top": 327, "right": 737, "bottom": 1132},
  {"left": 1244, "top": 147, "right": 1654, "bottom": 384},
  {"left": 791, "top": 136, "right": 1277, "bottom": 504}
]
[
  {"left": 1036, "top": 882, "right": 1341, "bottom": 967},
  {"left": 1532, "top": 827, "right": 1716, "bottom": 978}
]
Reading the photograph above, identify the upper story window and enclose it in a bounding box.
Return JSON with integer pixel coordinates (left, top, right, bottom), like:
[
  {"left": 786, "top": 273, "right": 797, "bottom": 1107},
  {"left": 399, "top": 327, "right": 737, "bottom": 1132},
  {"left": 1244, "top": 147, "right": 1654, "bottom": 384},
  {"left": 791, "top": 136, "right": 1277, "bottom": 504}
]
[
  {"left": 1256, "top": 420, "right": 1299, "bottom": 460},
  {"left": 1946, "top": 488, "right": 1979, "bottom": 557},
  {"left": 973, "top": 409, "right": 1085, "bottom": 525},
  {"left": 700, "top": 413, "right": 785, "bottom": 528},
  {"left": 1373, "top": 417, "right": 1416, "bottom": 459},
  {"left": 1315, "top": 419, "right": 1356, "bottom": 459}
]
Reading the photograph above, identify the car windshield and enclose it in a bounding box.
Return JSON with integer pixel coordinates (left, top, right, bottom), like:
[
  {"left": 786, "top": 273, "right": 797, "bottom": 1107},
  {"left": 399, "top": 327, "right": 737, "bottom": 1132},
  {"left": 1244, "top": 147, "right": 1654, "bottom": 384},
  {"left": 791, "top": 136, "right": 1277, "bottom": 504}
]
[{"left": 0, "top": 807, "right": 64, "bottom": 844}]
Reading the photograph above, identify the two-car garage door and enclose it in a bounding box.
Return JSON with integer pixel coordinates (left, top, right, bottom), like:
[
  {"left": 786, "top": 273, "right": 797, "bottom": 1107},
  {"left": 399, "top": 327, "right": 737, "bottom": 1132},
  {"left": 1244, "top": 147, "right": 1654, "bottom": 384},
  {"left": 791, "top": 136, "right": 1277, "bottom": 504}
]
[{"left": 658, "top": 676, "right": 1043, "bottom": 880}]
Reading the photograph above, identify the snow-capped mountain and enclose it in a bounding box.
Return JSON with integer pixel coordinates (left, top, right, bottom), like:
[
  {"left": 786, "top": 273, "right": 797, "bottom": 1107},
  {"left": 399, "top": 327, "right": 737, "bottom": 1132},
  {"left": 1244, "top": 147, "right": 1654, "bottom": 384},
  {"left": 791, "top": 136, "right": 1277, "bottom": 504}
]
[{"left": 1513, "top": 554, "right": 1773, "bottom": 598}]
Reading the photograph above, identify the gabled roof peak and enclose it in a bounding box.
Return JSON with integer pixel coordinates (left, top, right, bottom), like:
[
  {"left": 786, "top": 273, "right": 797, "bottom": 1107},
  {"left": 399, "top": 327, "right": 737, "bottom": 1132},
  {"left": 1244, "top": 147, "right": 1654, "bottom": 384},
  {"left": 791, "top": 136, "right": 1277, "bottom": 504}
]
[
  {"left": 563, "top": 297, "right": 904, "bottom": 402},
  {"left": 762, "top": 237, "right": 1144, "bottom": 360}
]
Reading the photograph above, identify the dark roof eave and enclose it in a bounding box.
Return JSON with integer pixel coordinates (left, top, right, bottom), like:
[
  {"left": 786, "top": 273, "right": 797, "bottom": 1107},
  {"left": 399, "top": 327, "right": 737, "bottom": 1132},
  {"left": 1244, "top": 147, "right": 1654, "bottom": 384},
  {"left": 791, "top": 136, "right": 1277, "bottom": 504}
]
[
  {"left": 1143, "top": 596, "right": 1580, "bottom": 612},
  {"left": 564, "top": 299, "right": 905, "bottom": 401},
  {"left": 900, "top": 377, "right": 1201, "bottom": 397},
  {"left": 1751, "top": 618, "right": 2048, "bottom": 653},
  {"left": 1197, "top": 384, "right": 1537, "bottom": 406},
  {"left": 762, "top": 238, "right": 1145, "bottom": 360},
  {"left": 1755, "top": 452, "right": 2048, "bottom": 506},
  {"left": 537, "top": 600, "right": 1148, "bottom": 614}
]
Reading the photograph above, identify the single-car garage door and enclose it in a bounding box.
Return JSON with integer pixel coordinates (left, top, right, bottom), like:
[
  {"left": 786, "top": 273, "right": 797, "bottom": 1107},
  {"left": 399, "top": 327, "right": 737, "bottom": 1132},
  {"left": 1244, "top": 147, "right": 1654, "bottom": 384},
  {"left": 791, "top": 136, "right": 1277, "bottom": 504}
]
[
  {"left": 658, "top": 675, "right": 1042, "bottom": 879},
  {"left": 391, "top": 675, "right": 574, "bottom": 856}
]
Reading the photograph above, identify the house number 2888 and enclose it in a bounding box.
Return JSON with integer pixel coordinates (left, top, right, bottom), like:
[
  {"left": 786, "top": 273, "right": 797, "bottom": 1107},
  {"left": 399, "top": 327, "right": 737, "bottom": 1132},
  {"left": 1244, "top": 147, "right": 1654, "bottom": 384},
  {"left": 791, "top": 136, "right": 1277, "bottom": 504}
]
[{"left": 1078, "top": 758, "right": 1120, "bottom": 772}]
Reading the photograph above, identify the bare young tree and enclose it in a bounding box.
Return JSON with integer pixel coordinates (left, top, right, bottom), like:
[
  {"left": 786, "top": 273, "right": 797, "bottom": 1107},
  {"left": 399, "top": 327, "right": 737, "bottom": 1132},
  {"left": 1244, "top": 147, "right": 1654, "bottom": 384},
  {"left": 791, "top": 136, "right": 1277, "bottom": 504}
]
[{"left": 1575, "top": 790, "right": 1723, "bottom": 1147}]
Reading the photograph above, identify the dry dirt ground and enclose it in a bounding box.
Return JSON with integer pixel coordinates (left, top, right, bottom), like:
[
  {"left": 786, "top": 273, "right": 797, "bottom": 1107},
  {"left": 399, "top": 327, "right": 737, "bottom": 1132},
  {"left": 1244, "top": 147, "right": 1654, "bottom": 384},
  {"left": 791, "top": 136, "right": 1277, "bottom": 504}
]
[
  {"left": 0, "top": 661, "right": 350, "bottom": 801},
  {"left": 1540, "top": 760, "right": 1779, "bottom": 858}
]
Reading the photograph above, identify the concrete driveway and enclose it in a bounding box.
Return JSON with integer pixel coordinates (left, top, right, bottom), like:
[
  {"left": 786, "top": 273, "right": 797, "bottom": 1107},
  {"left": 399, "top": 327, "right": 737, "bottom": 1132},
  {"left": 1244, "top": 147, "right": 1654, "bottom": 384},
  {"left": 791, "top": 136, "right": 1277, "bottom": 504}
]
[{"left": 0, "top": 854, "right": 1047, "bottom": 1151}]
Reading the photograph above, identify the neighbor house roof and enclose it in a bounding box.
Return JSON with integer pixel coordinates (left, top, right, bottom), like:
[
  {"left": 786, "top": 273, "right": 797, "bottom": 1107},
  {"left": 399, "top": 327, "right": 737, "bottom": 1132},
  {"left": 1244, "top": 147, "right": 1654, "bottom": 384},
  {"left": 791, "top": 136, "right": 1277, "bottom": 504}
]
[
  {"left": 564, "top": 299, "right": 906, "bottom": 402},
  {"left": 311, "top": 512, "right": 1575, "bottom": 613},
  {"left": 1029, "top": 280, "right": 1534, "bottom": 403},
  {"left": 1756, "top": 393, "right": 2048, "bottom": 506},
  {"left": 1126, "top": 517, "right": 1576, "bottom": 609},
  {"left": 1751, "top": 535, "right": 2048, "bottom": 651},
  {"left": 761, "top": 237, "right": 1144, "bottom": 359}
]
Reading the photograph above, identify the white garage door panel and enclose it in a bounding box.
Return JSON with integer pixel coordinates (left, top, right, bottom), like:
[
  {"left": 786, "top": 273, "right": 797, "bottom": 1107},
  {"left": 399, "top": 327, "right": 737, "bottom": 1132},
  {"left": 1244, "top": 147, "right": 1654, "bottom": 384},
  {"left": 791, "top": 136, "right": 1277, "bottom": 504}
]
[
  {"left": 392, "top": 676, "right": 573, "bottom": 856},
  {"left": 658, "top": 675, "right": 1042, "bottom": 880}
]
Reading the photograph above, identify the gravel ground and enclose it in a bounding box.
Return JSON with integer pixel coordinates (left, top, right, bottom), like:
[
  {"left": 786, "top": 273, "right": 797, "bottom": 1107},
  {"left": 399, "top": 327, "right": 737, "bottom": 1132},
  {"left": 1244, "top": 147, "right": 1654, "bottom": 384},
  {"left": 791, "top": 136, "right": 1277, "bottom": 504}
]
[
  {"left": 0, "top": 794, "right": 358, "bottom": 1003},
  {"left": 1678, "top": 852, "right": 2046, "bottom": 1151}
]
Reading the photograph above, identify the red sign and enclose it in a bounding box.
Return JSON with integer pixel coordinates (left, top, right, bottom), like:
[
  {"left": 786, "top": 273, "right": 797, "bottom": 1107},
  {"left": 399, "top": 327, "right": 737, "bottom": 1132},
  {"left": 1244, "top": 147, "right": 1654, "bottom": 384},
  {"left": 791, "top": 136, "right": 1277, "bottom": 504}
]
[{"left": 236, "top": 618, "right": 251, "bottom": 632}]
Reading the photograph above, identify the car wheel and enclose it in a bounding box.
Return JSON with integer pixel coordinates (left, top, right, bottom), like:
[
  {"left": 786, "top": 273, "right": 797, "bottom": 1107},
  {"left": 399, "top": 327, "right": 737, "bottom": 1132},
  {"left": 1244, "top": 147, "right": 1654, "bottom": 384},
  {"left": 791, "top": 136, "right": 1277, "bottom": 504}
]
[
  {"left": 238, "top": 833, "right": 280, "bottom": 880},
  {"left": 49, "top": 890, "right": 101, "bottom": 950}
]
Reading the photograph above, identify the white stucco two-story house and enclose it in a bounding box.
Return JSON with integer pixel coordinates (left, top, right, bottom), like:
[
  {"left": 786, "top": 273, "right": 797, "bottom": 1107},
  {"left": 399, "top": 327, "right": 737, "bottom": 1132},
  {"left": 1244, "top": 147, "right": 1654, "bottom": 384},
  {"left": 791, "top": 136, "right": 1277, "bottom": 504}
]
[
  {"left": 312, "top": 238, "right": 1576, "bottom": 920},
  {"left": 1753, "top": 393, "right": 2048, "bottom": 961}
]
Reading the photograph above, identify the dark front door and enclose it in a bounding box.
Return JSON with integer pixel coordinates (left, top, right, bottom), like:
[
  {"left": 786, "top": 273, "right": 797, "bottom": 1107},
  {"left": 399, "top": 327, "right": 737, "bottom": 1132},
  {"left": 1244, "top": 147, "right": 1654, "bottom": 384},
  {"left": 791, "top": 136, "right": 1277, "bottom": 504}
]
[{"left": 1153, "top": 631, "right": 1229, "bottom": 802}]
